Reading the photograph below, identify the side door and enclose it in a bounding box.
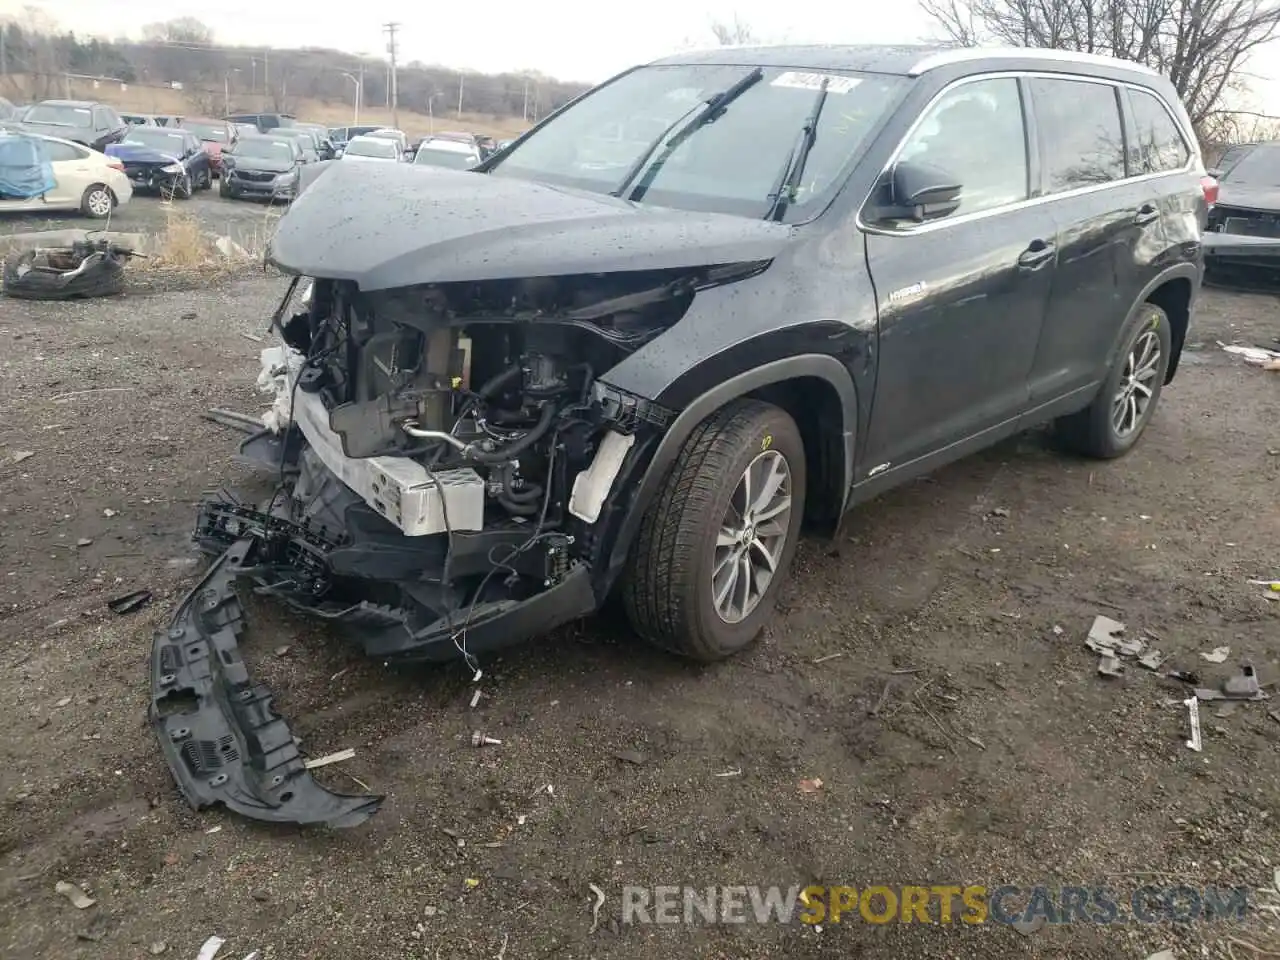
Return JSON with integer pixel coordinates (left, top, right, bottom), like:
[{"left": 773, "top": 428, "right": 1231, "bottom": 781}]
[
  {"left": 1025, "top": 76, "right": 1164, "bottom": 405},
  {"left": 41, "top": 139, "right": 89, "bottom": 204},
  {"left": 859, "top": 74, "right": 1058, "bottom": 476}
]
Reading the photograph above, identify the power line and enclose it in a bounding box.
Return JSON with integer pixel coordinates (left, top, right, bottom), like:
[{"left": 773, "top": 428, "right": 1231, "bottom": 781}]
[{"left": 383, "top": 22, "right": 399, "bottom": 130}]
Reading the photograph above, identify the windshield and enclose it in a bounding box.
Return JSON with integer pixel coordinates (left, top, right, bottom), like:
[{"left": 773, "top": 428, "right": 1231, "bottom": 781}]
[
  {"left": 488, "top": 64, "right": 906, "bottom": 219},
  {"left": 346, "top": 138, "right": 398, "bottom": 158},
  {"left": 124, "top": 129, "right": 188, "bottom": 153},
  {"left": 1220, "top": 144, "right": 1280, "bottom": 186},
  {"left": 234, "top": 139, "right": 295, "bottom": 161},
  {"left": 25, "top": 104, "right": 90, "bottom": 127},
  {"left": 183, "top": 122, "right": 229, "bottom": 142},
  {"left": 415, "top": 147, "right": 477, "bottom": 169}
]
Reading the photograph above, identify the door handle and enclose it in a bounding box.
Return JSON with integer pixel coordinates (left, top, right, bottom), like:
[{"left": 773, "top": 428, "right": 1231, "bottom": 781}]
[
  {"left": 1017, "top": 240, "right": 1056, "bottom": 269},
  {"left": 1134, "top": 203, "right": 1160, "bottom": 226}
]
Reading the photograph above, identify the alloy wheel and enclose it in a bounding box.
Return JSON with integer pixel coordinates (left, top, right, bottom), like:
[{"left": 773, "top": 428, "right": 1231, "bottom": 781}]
[
  {"left": 712, "top": 450, "right": 793, "bottom": 624},
  {"left": 1112, "top": 328, "right": 1161, "bottom": 439},
  {"left": 87, "top": 189, "right": 111, "bottom": 217}
]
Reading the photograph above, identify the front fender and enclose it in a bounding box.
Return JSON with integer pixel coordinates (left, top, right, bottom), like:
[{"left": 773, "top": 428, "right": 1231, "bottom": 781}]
[{"left": 597, "top": 353, "right": 859, "bottom": 595}]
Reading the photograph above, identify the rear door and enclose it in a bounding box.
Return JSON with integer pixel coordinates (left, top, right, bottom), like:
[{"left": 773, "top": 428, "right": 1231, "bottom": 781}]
[
  {"left": 1025, "top": 76, "right": 1165, "bottom": 404},
  {"left": 41, "top": 139, "right": 89, "bottom": 204},
  {"left": 861, "top": 74, "right": 1058, "bottom": 474}
]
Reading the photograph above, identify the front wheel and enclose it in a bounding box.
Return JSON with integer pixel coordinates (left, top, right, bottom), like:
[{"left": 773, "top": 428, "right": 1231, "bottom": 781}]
[
  {"left": 623, "top": 398, "right": 806, "bottom": 662},
  {"left": 1055, "top": 302, "right": 1172, "bottom": 459},
  {"left": 167, "top": 174, "right": 193, "bottom": 200}
]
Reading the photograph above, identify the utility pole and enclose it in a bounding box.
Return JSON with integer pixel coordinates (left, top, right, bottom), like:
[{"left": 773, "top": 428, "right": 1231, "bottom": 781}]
[
  {"left": 383, "top": 22, "right": 400, "bottom": 129},
  {"left": 457, "top": 72, "right": 464, "bottom": 118}
]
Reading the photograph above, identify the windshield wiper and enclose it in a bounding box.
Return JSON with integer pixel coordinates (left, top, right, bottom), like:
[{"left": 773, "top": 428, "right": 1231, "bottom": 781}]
[
  {"left": 764, "top": 77, "right": 830, "bottom": 222},
  {"left": 610, "top": 66, "right": 764, "bottom": 202}
]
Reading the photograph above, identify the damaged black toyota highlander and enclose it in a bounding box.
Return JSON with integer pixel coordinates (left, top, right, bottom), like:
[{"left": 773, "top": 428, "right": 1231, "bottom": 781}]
[{"left": 153, "top": 45, "right": 1206, "bottom": 826}]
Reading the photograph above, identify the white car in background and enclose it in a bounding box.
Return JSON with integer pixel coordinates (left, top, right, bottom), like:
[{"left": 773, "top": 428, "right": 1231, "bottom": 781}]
[
  {"left": 411, "top": 137, "right": 482, "bottom": 171},
  {"left": 365, "top": 128, "right": 410, "bottom": 153},
  {"left": 0, "top": 132, "right": 132, "bottom": 218},
  {"left": 340, "top": 135, "right": 405, "bottom": 163}
]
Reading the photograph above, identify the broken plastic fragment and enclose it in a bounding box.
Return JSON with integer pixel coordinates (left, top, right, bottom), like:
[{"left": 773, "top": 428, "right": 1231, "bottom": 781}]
[
  {"left": 195, "top": 936, "right": 226, "bottom": 960},
  {"left": 303, "top": 748, "right": 356, "bottom": 770},
  {"left": 1184, "top": 697, "right": 1203, "bottom": 752},
  {"left": 1085, "top": 615, "right": 1125, "bottom": 654},
  {"left": 1097, "top": 655, "right": 1125, "bottom": 678},
  {"left": 54, "top": 880, "right": 95, "bottom": 909},
  {"left": 1137, "top": 650, "right": 1167, "bottom": 671},
  {"left": 1200, "top": 646, "right": 1230, "bottom": 663}
]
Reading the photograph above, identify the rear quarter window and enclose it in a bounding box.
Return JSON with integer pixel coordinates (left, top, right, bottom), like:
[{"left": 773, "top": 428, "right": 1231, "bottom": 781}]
[
  {"left": 1126, "top": 89, "right": 1190, "bottom": 173},
  {"left": 1029, "top": 77, "right": 1126, "bottom": 193},
  {"left": 44, "top": 140, "right": 87, "bottom": 162}
]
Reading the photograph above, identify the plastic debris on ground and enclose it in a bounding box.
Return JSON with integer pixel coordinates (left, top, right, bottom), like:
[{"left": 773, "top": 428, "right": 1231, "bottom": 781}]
[
  {"left": 303, "top": 748, "right": 356, "bottom": 770},
  {"left": 1184, "top": 698, "right": 1203, "bottom": 752},
  {"left": 1200, "top": 645, "right": 1231, "bottom": 663},
  {"left": 1220, "top": 342, "right": 1280, "bottom": 369},
  {"left": 107, "top": 589, "right": 153, "bottom": 615},
  {"left": 54, "top": 880, "right": 95, "bottom": 909},
  {"left": 1196, "top": 663, "right": 1269, "bottom": 702},
  {"left": 195, "top": 936, "right": 226, "bottom": 960}
]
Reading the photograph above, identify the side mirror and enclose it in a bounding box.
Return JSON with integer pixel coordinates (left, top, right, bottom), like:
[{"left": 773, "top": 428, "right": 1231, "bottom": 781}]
[
  {"left": 1206, "top": 168, "right": 1223, "bottom": 179},
  {"left": 889, "top": 161, "right": 963, "bottom": 222}
]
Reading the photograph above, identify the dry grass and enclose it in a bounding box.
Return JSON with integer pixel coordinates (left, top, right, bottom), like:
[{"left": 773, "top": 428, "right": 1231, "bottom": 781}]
[
  {"left": 9, "top": 75, "right": 529, "bottom": 139},
  {"left": 132, "top": 206, "right": 271, "bottom": 290}
]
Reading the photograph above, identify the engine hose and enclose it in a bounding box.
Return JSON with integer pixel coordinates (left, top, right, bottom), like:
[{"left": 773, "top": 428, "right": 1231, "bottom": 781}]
[
  {"left": 467, "top": 402, "right": 556, "bottom": 464},
  {"left": 497, "top": 493, "right": 540, "bottom": 516},
  {"left": 501, "top": 468, "right": 543, "bottom": 503},
  {"left": 477, "top": 364, "right": 521, "bottom": 399}
]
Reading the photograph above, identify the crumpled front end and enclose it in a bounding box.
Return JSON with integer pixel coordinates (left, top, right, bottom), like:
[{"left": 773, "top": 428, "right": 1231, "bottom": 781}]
[{"left": 153, "top": 263, "right": 763, "bottom": 825}]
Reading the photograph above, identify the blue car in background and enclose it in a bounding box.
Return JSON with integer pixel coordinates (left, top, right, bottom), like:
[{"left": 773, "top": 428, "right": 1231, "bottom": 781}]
[{"left": 106, "top": 126, "right": 213, "bottom": 198}]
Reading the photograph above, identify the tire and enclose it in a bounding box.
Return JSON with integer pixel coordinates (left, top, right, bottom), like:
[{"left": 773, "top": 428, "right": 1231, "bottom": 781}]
[
  {"left": 219, "top": 178, "right": 231, "bottom": 198},
  {"left": 1054, "top": 301, "right": 1172, "bottom": 459},
  {"left": 623, "top": 398, "right": 806, "bottom": 661},
  {"left": 2, "top": 250, "right": 125, "bottom": 301},
  {"left": 80, "top": 183, "right": 114, "bottom": 219},
  {"left": 166, "top": 174, "right": 193, "bottom": 200}
]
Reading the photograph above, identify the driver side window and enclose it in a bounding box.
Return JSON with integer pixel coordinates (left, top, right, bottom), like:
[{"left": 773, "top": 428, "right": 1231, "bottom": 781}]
[{"left": 898, "top": 77, "right": 1029, "bottom": 219}]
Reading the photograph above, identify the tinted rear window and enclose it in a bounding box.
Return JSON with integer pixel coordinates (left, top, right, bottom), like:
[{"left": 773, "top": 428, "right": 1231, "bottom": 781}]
[{"left": 1029, "top": 78, "right": 1126, "bottom": 192}]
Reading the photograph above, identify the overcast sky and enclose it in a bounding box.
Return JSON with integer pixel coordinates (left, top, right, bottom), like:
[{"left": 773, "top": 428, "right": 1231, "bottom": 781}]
[{"left": 5, "top": 0, "right": 1280, "bottom": 107}]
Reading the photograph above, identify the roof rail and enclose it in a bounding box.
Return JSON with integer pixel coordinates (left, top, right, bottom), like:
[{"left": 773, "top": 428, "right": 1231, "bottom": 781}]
[{"left": 908, "top": 46, "right": 1161, "bottom": 78}]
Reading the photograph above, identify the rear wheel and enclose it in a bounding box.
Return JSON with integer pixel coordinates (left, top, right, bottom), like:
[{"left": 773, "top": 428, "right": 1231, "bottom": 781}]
[
  {"left": 623, "top": 399, "right": 806, "bottom": 661},
  {"left": 1055, "top": 302, "right": 1172, "bottom": 459},
  {"left": 80, "top": 184, "right": 113, "bottom": 219}
]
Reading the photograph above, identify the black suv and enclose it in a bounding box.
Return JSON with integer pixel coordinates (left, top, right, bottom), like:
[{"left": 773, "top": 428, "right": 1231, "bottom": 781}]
[
  {"left": 17, "top": 99, "right": 128, "bottom": 151},
  {"left": 154, "top": 46, "right": 1206, "bottom": 827}
]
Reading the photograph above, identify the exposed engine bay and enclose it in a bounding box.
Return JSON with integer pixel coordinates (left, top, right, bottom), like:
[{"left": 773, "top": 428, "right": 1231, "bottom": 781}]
[{"left": 194, "top": 265, "right": 757, "bottom": 663}]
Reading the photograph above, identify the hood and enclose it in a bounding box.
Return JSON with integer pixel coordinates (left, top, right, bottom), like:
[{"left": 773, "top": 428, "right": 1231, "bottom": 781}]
[
  {"left": 106, "top": 143, "right": 180, "bottom": 165},
  {"left": 231, "top": 156, "right": 297, "bottom": 174},
  {"left": 1216, "top": 182, "right": 1280, "bottom": 211},
  {"left": 268, "top": 161, "right": 794, "bottom": 289}
]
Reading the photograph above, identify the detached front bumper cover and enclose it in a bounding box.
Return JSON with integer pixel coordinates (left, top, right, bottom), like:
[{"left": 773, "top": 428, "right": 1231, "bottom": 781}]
[{"left": 149, "top": 542, "right": 382, "bottom": 827}]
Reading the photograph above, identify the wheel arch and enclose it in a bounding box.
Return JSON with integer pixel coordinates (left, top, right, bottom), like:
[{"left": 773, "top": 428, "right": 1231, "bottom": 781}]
[
  {"left": 604, "top": 355, "right": 858, "bottom": 588},
  {"left": 1113, "top": 265, "right": 1198, "bottom": 384}
]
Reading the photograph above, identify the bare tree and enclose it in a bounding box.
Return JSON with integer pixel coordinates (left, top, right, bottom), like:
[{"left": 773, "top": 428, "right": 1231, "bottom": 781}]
[
  {"left": 709, "top": 15, "right": 756, "bottom": 45},
  {"left": 920, "top": 0, "right": 1280, "bottom": 139},
  {"left": 142, "top": 17, "right": 214, "bottom": 45}
]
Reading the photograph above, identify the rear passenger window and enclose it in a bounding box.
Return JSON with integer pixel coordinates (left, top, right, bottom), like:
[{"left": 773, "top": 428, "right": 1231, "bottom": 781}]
[
  {"left": 1127, "top": 89, "right": 1190, "bottom": 173},
  {"left": 896, "top": 77, "right": 1028, "bottom": 218},
  {"left": 43, "top": 141, "right": 85, "bottom": 163},
  {"left": 1030, "top": 78, "right": 1126, "bottom": 192}
]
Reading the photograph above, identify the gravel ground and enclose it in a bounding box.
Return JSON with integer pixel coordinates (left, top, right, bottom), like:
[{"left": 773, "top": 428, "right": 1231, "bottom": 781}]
[{"left": 1, "top": 276, "right": 1279, "bottom": 960}]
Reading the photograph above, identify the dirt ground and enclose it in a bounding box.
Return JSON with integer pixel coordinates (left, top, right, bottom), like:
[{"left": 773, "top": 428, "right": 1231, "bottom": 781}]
[{"left": 1, "top": 275, "right": 1278, "bottom": 960}]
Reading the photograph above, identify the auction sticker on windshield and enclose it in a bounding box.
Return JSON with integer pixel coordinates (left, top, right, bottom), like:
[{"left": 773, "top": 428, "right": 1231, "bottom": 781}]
[{"left": 771, "top": 71, "right": 862, "bottom": 94}]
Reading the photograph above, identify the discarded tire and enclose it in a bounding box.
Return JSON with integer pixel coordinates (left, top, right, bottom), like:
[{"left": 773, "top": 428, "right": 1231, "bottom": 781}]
[{"left": 1, "top": 241, "right": 133, "bottom": 301}]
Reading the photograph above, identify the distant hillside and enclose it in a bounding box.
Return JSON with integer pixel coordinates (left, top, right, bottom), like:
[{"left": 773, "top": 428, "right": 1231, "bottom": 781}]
[{"left": 0, "top": 16, "right": 592, "bottom": 135}]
